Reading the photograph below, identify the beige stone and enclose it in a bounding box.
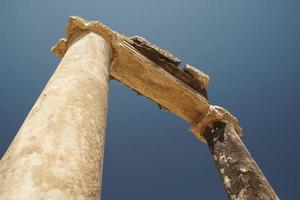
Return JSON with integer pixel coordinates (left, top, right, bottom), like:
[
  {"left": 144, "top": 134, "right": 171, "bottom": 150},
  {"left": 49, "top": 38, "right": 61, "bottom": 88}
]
[
  {"left": 0, "top": 15, "right": 243, "bottom": 200},
  {"left": 51, "top": 16, "right": 242, "bottom": 140},
  {"left": 0, "top": 31, "right": 111, "bottom": 199}
]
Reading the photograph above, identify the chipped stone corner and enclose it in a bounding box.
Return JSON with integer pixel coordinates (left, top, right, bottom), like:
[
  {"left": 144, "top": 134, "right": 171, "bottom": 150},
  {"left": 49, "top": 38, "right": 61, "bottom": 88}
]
[
  {"left": 189, "top": 105, "right": 242, "bottom": 143},
  {"left": 183, "top": 64, "right": 210, "bottom": 89}
]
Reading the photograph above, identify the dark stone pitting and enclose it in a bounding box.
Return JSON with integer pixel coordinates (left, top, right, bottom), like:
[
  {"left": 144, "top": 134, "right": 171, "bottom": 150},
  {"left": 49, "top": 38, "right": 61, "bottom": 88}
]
[{"left": 204, "top": 121, "right": 279, "bottom": 200}]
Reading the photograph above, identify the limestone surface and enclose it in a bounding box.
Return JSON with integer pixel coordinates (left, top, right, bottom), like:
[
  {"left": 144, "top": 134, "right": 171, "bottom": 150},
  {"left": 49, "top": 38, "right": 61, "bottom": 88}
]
[{"left": 0, "top": 31, "right": 111, "bottom": 200}]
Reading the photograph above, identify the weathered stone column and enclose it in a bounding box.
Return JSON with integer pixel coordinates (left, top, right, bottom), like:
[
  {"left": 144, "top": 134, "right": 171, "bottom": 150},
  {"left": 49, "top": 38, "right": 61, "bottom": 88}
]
[
  {"left": 190, "top": 104, "right": 279, "bottom": 200},
  {"left": 204, "top": 121, "right": 279, "bottom": 199},
  {"left": 0, "top": 30, "right": 111, "bottom": 199}
]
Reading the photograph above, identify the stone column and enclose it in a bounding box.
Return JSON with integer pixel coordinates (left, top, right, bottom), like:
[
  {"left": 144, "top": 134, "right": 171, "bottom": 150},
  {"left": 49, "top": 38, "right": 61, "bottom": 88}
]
[
  {"left": 190, "top": 105, "right": 279, "bottom": 199},
  {"left": 204, "top": 121, "right": 279, "bottom": 200},
  {"left": 0, "top": 31, "right": 111, "bottom": 199}
]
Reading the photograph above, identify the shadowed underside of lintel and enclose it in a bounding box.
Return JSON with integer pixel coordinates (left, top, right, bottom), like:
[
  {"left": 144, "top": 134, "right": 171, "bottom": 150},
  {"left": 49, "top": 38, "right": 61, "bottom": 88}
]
[{"left": 51, "top": 16, "right": 242, "bottom": 143}]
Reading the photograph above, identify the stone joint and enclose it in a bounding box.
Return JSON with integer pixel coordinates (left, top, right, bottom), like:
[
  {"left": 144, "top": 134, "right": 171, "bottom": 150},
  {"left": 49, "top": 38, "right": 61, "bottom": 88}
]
[{"left": 190, "top": 105, "right": 242, "bottom": 143}]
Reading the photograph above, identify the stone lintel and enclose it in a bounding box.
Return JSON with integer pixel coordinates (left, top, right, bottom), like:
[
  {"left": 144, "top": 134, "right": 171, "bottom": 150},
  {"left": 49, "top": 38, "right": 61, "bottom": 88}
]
[{"left": 51, "top": 16, "right": 242, "bottom": 142}]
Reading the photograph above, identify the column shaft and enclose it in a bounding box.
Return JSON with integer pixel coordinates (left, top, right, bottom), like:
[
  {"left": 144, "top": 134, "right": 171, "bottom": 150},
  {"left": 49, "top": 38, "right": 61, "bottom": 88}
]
[
  {"left": 0, "top": 31, "right": 110, "bottom": 200},
  {"left": 204, "top": 122, "right": 279, "bottom": 200}
]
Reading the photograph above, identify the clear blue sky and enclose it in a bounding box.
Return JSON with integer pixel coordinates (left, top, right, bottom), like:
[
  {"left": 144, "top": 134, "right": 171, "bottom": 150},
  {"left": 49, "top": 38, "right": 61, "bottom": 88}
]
[{"left": 1, "top": 0, "right": 299, "bottom": 199}]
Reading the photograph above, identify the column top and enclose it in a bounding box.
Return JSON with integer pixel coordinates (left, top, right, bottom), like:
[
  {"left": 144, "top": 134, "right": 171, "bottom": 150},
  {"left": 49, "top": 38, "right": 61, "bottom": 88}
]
[
  {"left": 190, "top": 105, "right": 242, "bottom": 143},
  {"left": 51, "top": 16, "right": 242, "bottom": 143},
  {"left": 51, "top": 16, "right": 120, "bottom": 58},
  {"left": 51, "top": 16, "right": 180, "bottom": 64}
]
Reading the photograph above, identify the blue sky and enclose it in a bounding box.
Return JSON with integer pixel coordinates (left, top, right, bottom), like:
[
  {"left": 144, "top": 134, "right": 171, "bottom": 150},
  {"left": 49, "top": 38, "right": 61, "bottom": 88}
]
[{"left": 1, "top": 0, "right": 299, "bottom": 199}]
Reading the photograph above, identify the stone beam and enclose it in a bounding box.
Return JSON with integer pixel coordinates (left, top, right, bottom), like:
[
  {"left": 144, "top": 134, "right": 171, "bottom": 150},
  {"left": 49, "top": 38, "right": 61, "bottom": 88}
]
[{"left": 51, "top": 16, "right": 242, "bottom": 142}]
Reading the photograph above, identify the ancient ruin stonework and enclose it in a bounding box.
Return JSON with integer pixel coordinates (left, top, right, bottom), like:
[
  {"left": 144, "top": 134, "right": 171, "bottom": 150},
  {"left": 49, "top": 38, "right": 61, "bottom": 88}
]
[
  {"left": 0, "top": 16, "right": 278, "bottom": 200},
  {"left": 204, "top": 122, "right": 279, "bottom": 200},
  {"left": 0, "top": 31, "right": 111, "bottom": 199}
]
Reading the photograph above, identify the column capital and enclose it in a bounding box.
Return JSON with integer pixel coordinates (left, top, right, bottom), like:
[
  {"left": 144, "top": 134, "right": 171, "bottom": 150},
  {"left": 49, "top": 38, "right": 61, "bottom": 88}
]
[
  {"left": 51, "top": 16, "right": 122, "bottom": 61},
  {"left": 190, "top": 105, "right": 242, "bottom": 143}
]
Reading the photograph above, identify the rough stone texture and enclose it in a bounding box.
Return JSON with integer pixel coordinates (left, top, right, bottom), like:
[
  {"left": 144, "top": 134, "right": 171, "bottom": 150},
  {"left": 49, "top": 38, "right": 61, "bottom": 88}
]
[
  {"left": 204, "top": 122, "right": 279, "bottom": 200},
  {"left": 128, "top": 36, "right": 208, "bottom": 98},
  {"left": 0, "top": 31, "right": 111, "bottom": 200},
  {"left": 129, "top": 35, "right": 181, "bottom": 66},
  {"left": 1, "top": 15, "right": 277, "bottom": 200},
  {"left": 111, "top": 39, "right": 210, "bottom": 122},
  {"left": 183, "top": 64, "right": 209, "bottom": 89}
]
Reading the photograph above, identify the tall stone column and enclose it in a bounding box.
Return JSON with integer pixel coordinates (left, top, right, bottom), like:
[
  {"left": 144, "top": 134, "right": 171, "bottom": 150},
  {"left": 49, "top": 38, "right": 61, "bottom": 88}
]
[{"left": 0, "top": 31, "right": 111, "bottom": 199}]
